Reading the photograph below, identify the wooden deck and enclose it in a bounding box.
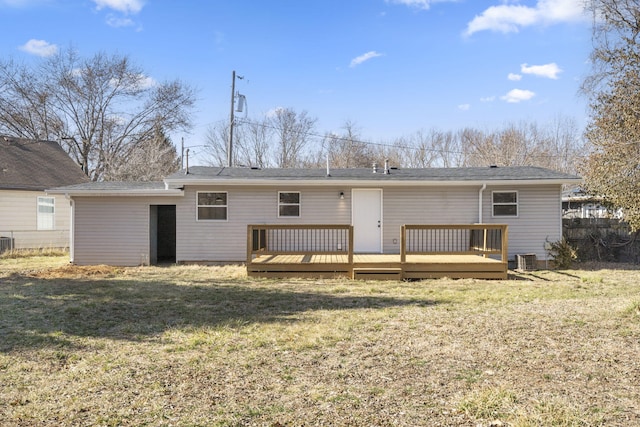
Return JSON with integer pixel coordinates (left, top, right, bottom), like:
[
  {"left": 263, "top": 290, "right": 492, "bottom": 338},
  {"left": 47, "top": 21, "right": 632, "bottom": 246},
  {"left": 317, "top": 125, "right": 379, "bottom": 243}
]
[
  {"left": 248, "top": 253, "right": 507, "bottom": 280},
  {"left": 247, "top": 224, "right": 509, "bottom": 280}
]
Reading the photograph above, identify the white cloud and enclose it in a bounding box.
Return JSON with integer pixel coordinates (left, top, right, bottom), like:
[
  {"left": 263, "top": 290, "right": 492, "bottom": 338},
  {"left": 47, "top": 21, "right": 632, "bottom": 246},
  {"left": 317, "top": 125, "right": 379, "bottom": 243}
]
[
  {"left": 349, "top": 51, "right": 384, "bottom": 68},
  {"left": 508, "top": 73, "right": 522, "bottom": 81},
  {"left": 92, "top": 0, "right": 144, "bottom": 14},
  {"left": 106, "top": 14, "right": 134, "bottom": 27},
  {"left": 480, "top": 96, "right": 496, "bottom": 102},
  {"left": 464, "top": 0, "right": 586, "bottom": 36},
  {"left": 385, "top": 0, "right": 457, "bottom": 10},
  {"left": 136, "top": 74, "right": 155, "bottom": 89},
  {"left": 501, "top": 88, "right": 536, "bottom": 103},
  {"left": 521, "top": 62, "right": 562, "bottom": 79},
  {"left": 458, "top": 104, "right": 471, "bottom": 111},
  {"left": 266, "top": 107, "right": 285, "bottom": 118},
  {"left": 110, "top": 74, "right": 155, "bottom": 90},
  {"left": 19, "top": 39, "right": 58, "bottom": 57}
]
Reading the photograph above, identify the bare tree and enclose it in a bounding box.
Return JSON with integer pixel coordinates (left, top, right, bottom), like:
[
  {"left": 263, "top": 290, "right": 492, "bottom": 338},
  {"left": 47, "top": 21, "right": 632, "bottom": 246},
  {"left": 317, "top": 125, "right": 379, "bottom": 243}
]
[
  {"left": 0, "top": 48, "right": 195, "bottom": 180},
  {"left": 312, "top": 120, "right": 375, "bottom": 168},
  {"left": 104, "top": 125, "right": 180, "bottom": 181},
  {"left": 0, "top": 59, "right": 65, "bottom": 139},
  {"left": 238, "top": 117, "right": 272, "bottom": 168},
  {"left": 204, "top": 117, "right": 273, "bottom": 168},
  {"left": 269, "top": 108, "right": 317, "bottom": 168},
  {"left": 203, "top": 120, "right": 231, "bottom": 167},
  {"left": 463, "top": 122, "right": 550, "bottom": 168},
  {"left": 546, "top": 115, "right": 585, "bottom": 174},
  {"left": 393, "top": 129, "right": 456, "bottom": 168}
]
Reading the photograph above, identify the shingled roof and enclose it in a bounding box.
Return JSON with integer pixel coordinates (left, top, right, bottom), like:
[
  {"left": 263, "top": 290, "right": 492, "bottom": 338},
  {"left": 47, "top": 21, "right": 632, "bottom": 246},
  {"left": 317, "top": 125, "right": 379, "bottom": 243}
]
[
  {"left": 0, "top": 136, "right": 89, "bottom": 191},
  {"left": 164, "top": 165, "right": 581, "bottom": 184},
  {"left": 47, "top": 164, "right": 582, "bottom": 196}
]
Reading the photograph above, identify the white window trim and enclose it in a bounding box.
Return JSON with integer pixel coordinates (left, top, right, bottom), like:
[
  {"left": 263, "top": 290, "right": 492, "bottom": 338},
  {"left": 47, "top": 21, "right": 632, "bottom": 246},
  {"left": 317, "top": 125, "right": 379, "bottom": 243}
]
[
  {"left": 37, "top": 196, "right": 55, "bottom": 230},
  {"left": 491, "top": 190, "right": 519, "bottom": 218},
  {"left": 277, "top": 191, "right": 301, "bottom": 218},
  {"left": 196, "top": 191, "right": 228, "bottom": 222}
]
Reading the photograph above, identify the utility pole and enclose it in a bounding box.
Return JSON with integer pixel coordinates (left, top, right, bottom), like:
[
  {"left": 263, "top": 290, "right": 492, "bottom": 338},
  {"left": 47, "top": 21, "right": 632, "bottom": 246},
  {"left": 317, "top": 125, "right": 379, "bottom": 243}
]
[
  {"left": 228, "top": 70, "right": 236, "bottom": 168},
  {"left": 228, "top": 70, "right": 245, "bottom": 167}
]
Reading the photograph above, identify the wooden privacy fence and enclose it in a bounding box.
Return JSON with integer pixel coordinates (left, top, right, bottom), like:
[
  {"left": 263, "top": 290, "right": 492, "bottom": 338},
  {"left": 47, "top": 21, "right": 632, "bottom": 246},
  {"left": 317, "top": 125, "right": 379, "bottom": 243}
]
[{"left": 400, "top": 224, "right": 508, "bottom": 262}]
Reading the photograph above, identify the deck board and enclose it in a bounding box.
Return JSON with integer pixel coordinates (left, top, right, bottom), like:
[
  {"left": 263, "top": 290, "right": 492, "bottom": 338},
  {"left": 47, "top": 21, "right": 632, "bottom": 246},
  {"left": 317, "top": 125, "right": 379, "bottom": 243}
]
[{"left": 248, "top": 253, "right": 507, "bottom": 280}]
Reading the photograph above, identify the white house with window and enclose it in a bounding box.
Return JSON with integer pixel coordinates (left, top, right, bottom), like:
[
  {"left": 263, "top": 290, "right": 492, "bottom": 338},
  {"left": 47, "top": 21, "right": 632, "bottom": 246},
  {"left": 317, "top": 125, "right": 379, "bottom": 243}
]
[
  {"left": 47, "top": 165, "right": 581, "bottom": 266},
  {"left": 0, "top": 136, "right": 88, "bottom": 251}
]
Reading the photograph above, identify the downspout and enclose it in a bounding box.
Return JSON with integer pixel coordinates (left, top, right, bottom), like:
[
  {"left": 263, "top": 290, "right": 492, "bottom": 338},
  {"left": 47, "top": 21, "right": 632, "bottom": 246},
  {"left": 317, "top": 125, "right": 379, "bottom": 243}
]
[
  {"left": 65, "top": 194, "right": 74, "bottom": 264},
  {"left": 478, "top": 183, "right": 486, "bottom": 223}
]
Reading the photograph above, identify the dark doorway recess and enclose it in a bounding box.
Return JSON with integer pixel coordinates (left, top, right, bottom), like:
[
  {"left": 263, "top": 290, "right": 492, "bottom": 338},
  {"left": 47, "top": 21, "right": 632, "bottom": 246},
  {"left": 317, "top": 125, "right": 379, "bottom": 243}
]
[{"left": 150, "top": 205, "right": 176, "bottom": 264}]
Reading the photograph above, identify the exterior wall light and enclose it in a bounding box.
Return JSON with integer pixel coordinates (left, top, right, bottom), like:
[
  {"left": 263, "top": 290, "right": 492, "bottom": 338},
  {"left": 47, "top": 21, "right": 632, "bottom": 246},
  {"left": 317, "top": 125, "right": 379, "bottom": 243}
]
[{"left": 339, "top": 192, "right": 345, "bottom": 200}]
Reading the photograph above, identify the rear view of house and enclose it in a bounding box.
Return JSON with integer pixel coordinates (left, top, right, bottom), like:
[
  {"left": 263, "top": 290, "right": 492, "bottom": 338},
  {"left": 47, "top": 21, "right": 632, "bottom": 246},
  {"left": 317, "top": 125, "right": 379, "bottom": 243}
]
[
  {"left": 0, "top": 136, "right": 88, "bottom": 251},
  {"left": 49, "top": 164, "right": 581, "bottom": 278}
]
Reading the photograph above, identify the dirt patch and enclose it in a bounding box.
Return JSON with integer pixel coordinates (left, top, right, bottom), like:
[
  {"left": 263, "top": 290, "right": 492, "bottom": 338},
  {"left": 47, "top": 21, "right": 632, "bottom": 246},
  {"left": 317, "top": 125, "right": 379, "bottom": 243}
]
[{"left": 28, "top": 264, "right": 123, "bottom": 279}]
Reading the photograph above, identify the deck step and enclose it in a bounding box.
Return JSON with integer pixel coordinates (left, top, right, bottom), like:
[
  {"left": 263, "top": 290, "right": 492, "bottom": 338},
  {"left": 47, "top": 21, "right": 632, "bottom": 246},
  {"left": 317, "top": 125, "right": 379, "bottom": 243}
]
[{"left": 352, "top": 267, "right": 402, "bottom": 281}]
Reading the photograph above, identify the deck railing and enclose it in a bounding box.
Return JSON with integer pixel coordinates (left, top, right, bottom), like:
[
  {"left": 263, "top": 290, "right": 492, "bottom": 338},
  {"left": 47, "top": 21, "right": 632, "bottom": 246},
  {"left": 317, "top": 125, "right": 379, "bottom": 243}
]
[
  {"left": 401, "top": 224, "right": 508, "bottom": 263},
  {"left": 247, "top": 224, "right": 354, "bottom": 264}
]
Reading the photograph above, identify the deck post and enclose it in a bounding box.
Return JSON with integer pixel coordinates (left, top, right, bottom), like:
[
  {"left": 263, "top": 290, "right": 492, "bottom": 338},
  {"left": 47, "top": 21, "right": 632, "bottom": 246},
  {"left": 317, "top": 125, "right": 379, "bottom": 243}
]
[
  {"left": 483, "top": 227, "right": 489, "bottom": 258},
  {"left": 348, "top": 225, "right": 354, "bottom": 266},
  {"left": 246, "top": 225, "right": 253, "bottom": 267},
  {"left": 501, "top": 225, "right": 509, "bottom": 264},
  {"left": 400, "top": 225, "right": 406, "bottom": 263}
]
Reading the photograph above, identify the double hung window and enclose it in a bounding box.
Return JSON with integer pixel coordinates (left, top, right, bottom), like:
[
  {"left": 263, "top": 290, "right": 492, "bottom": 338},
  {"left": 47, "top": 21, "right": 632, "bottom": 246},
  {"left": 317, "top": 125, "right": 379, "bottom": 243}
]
[
  {"left": 37, "top": 197, "right": 55, "bottom": 230},
  {"left": 278, "top": 192, "right": 300, "bottom": 217},
  {"left": 492, "top": 191, "right": 518, "bottom": 217},
  {"left": 197, "top": 192, "right": 227, "bottom": 220}
]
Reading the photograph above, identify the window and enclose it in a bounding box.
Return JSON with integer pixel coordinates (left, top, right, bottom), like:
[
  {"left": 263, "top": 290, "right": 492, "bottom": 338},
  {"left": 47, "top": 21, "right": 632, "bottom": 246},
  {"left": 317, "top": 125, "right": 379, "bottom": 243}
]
[
  {"left": 37, "top": 196, "right": 55, "bottom": 230},
  {"left": 278, "top": 192, "right": 300, "bottom": 217},
  {"left": 492, "top": 191, "right": 518, "bottom": 217},
  {"left": 197, "top": 192, "right": 227, "bottom": 220}
]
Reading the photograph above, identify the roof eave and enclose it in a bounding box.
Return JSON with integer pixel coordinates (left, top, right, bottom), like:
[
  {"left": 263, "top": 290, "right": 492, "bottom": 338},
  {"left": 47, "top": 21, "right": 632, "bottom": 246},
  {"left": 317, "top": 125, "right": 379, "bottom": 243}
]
[
  {"left": 46, "top": 188, "right": 185, "bottom": 197},
  {"left": 163, "top": 178, "right": 583, "bottom": 187}
]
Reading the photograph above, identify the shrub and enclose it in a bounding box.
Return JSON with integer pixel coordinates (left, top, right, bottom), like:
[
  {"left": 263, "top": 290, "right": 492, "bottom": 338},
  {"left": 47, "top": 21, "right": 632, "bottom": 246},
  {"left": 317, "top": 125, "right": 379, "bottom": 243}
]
[{"left": 547, "top": 237, "right": 577, "bottom": 269}]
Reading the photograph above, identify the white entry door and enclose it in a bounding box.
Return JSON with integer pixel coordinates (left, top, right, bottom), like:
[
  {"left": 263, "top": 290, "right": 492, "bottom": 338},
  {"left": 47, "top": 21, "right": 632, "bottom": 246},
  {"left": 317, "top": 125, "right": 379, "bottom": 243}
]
[{"left": 352, "top": 189, "right": 382, "bottom": 253}]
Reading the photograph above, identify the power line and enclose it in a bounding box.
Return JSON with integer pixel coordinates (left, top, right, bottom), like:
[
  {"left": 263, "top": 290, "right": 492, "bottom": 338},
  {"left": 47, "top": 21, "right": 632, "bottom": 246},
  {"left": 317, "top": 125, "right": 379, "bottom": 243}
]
[{"left": 232, "top": 117, "right": 589, "bottom": 160}]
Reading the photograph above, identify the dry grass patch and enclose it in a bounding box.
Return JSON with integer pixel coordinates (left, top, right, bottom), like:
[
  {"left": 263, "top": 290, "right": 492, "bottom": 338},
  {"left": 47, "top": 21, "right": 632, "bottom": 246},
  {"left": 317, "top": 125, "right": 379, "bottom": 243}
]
[
  {"left": 28, "top": 264, "right": 123, "bottom": 279},
  {"left": 0, "top": 256, "right": 639, "bottom": 426}
]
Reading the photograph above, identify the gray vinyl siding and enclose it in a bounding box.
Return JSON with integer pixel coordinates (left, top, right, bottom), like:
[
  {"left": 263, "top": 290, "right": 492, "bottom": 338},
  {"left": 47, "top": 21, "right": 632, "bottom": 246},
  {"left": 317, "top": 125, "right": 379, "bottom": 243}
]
[
  {"left": 382, "top": 186, "right": 479, "bottom": 254},
  {"left": 0, "top": 190, "right": 72, "bottom": 249},
  {"left": 482, "top": 184, "right": 562, "bottom": 261},
  {"left": 67, "top": 183, "right": 563, "bottom": 266},
  {"left": 177, "top": 186, "right": 351, "bottom": 262},
  {"left": 177, "top": 184, "right": 562, "bottom": 262},
  {"left": 73, "top": 196, "right": 182, "bottom": 266}
]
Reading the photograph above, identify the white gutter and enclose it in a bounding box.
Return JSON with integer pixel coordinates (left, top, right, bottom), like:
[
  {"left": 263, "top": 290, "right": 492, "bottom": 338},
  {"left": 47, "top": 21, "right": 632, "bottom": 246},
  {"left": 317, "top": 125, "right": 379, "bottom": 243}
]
[
  {"left": 163, "top": 178, "right": 582, "bottom": 187},
  {"left": 65, "top": 194, "right": 74, "bottom": 264},
  {"left": 478, "top": 183, "right": 486, "bottom": 223},
  {"left": 46, "top": 189, "right": 185, "bottom": 197}
]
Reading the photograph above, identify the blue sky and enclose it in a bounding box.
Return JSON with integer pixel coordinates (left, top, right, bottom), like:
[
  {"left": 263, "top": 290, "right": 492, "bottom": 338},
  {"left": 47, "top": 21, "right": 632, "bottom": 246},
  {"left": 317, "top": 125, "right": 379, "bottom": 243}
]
[{"left": 1, "top": 0, "right": 592, "bottom": 162}]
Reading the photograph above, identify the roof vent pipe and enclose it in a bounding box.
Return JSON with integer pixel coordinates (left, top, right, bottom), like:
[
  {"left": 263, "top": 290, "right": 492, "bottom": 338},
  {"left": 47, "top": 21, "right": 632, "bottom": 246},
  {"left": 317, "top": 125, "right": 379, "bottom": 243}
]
[
  {"left": 373, "top": 162, "right": 378, "bottom": 173},
  {"left": 384, "top": 159, "right": 390, "bottom": 174},
  {"left": 185, "top": 148, "right": 190, "bottom": 175}
]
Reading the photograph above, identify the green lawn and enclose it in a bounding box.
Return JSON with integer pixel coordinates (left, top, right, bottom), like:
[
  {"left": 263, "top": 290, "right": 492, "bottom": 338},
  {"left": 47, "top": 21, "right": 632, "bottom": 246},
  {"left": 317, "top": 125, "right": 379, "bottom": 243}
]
[{"left": 1, "top": 256, "right": 639, "bottom": 426}]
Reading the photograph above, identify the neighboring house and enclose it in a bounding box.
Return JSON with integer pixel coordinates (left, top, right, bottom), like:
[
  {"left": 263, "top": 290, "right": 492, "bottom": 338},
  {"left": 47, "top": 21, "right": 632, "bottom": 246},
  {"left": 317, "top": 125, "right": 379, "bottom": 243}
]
[
  {"left": 48, "top": 164, "right": 581, "bottom": 267},
  {"left": 562, "top": 188, "right": 621, "bottom": 219},
  {"left": 0, "top": 136, "right": 88, "bottom": 250}
]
